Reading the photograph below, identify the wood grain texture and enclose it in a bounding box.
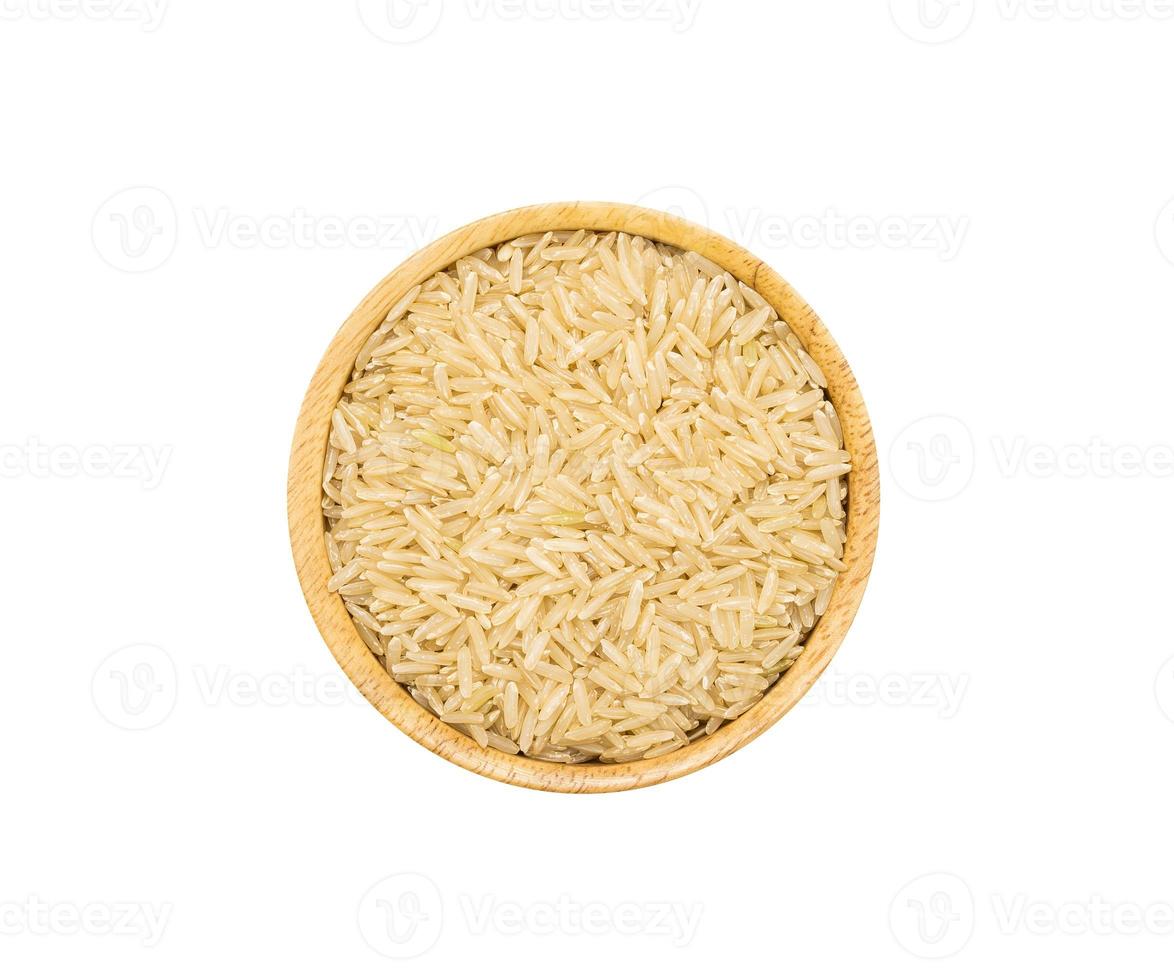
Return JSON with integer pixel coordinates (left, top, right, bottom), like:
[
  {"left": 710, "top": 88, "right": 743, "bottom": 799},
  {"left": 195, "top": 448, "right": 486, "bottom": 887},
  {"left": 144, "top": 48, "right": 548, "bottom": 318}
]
[{"left": 288, "top": 202, "right": 880, "bottom": 793}]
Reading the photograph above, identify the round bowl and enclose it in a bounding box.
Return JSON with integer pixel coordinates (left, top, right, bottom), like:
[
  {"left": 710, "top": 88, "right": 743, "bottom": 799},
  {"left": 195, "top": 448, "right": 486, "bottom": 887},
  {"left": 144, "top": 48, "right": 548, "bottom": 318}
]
[{"left": 288, "top": 201, "right": 879, "bottom": 793}]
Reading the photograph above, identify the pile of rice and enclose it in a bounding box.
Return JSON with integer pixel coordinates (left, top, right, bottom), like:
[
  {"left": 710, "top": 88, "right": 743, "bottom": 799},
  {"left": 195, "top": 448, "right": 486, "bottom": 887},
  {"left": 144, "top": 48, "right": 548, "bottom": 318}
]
[{"left": 323, "top": 229, "right": 850, "bottom": 764}]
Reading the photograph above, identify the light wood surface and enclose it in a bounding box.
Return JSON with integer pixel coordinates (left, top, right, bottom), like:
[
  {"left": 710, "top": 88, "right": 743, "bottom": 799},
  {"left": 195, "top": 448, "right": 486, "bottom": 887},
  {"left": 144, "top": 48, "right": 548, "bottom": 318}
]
[{"left": 288, "top": 202, "right": 880, "bottom": 793}]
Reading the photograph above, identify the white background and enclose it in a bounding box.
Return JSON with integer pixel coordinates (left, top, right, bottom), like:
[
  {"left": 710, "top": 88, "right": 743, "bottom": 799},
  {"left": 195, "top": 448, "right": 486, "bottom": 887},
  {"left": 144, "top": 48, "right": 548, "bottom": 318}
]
[{"left": 3, "top": 0, "right": 1173, "bottom": 975}]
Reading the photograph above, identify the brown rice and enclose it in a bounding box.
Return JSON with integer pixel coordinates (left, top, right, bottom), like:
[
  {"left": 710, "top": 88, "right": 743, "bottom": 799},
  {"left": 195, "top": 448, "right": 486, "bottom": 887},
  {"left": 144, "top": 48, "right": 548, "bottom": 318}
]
[{"left": 322, "top": 229, "right": 849, "bottom": 764}]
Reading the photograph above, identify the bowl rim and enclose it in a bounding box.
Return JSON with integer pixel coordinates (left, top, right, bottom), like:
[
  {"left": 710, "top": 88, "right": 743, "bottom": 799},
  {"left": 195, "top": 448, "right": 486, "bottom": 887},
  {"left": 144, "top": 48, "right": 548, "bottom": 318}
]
[{"left": 288, "top": 201, "right": 880, "bottom": 793}]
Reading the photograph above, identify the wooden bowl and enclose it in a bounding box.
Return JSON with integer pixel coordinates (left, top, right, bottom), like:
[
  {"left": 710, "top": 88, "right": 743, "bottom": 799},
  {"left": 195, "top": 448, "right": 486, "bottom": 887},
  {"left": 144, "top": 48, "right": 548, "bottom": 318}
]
[{"left": 288, "top": 202, "right": 879, "bottom": 793}]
